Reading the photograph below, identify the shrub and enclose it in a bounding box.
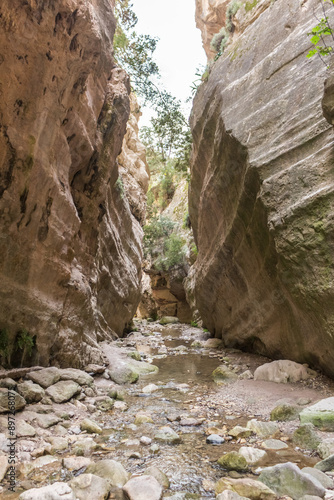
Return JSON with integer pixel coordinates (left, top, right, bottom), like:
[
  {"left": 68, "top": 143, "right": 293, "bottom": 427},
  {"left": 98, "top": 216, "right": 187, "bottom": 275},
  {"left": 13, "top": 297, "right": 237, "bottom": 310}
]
[
  {"left": 155, "top": 232, "right": 186, "bottom": 271},
  {"left": 0, "top": 329, "right": 9, "bottom": 359},
  {"left": 16, "top": 330, "right": 35, "bottom": 357},
  {"left": 115, "top": 176, "right": 125, "bottom": 199},
  {"left": 211, "top": 27, "right": 229, "bottom": 56},
  {"left": 143, "top": 215, "right": 175, "bottom": 258},
  {"left": 226, "top": 1, "right": 241, "bottom": 32}
]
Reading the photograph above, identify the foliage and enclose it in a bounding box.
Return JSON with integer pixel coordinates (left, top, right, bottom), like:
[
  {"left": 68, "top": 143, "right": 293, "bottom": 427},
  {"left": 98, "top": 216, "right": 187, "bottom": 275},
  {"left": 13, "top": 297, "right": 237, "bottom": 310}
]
[
  {"left": 226, "top": 1, "right": 241, "bottom": 32},
  {"left": 0, "top": 329, "right": 9, "bottom": 359},
  {"left": 191, "top": 321, "right": 198, "bottom": 327},
  {"left": 189, "top": 64, "right": 210, "bottom": 96},
  {"left": 115, "top": 176, "right": 125, "bottom": 199},
  {"left": 155, "top": 232, "right": 186, "bottom": 271},
  {"left": 16, "top": 330, "right": 35, "bottom": 357},
  {"left": 307, "top": 1, "right": 334, "bottom": 66},
  {"left": 245, "top": 0, "right": 258, "bottom": 12},
  {"left": 211, "top": 0, "right": 241, "bottom": 59},
  {"left": 143, "top": 215, "right": 175, "bottom": 257},
  {"left": 211, "top": 27, "right": 229, "bottom": 57}
]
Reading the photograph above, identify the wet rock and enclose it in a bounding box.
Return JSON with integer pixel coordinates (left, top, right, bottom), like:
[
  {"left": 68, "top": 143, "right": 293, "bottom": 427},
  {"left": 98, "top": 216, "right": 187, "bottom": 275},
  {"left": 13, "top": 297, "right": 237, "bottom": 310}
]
[
  {"left": 18, "top": 482, "right": 76, "bottom": 500},
  {"left": 259, "top": 462, "right": 326, "bottom": 498},
  {"left": 144, "top": 466, "right": 170, "bottom": 489},
  {"left": 270, "top": 404, "right": 300, "bottom": 422},
  {"left": 123, "top": 475, "right": 163, "bottom": 500},
  {"left": 262, "top": 439, "right": 288, "bottom": 450},
  {"left": 301, "top": 468, "right": 334, "bottom": 489},
  {"left": 142, "top": 384, "right": 159, "bottom": 394},
  {"left": 229, "top": 426, "right": 253, "bottom": 438},
  {"left": 314, "top": 454, "right": 334, "bottom": 472},
  {"left": 218, "top": 452, "right": 248, "bottom": 472},
  {"left": 59, "top": 369, "right": 94, "bottom": 386},
  {"left": 317, "top": 438, "right": 334, "bottom": 459},
  {"left": 300, "top": 398, "right": 334, "bottom": 431},
  {"left": 86, "top": 459, "right": 129, "bottom": 487},
  {"left": 207, "top": 434, "right": 225, "bottom": 445},
  {"left": 293, "top": 424, "right": 321, "bottom": 451},
  {"left": 46, "top": 381, "right": 80, "bottom": 403},
  {"left": 217, "top": 492, "right": 250, "bottom": 500},
  {"left": 159, "top": 316, "right": 179, "bottom": 325},
  {"left": 246, "top": 420, "right": 279, "bottom": 438},
  {"left": 0, "top": 455, "right": 8, "bottom": 481},
  {"left": 212, "top": 365, "right": 238, "bottom": 383},
  {"left": 254, "top": 361, "right": 311, "bottom": 384},
  {"left": 80, "top": 418, "right": 102, "bottom": 434},
  {"left": 17, "top": 381, "right": 45, "bottom": 403},
  {"left": 94, "top": 396, "right": 114, "bottom": 411},
  {"left": 63, "top": 456, "right": 92, "bottom": 471},
  {"left": 128, "top": 351, "right": 142, "bottom": 361},
  {"left": 27, "top": 368, "right": 60, "bottom": 388},
  {"left": 72, "top": 438, "right": 98, "bottom": 456},
  {"left": 239, "top": 447, "right": 267, "bottom": 466},
  {"left": 69, "top": 473, "right": 110, "bottom": 500},
  {"left": 135, "top": 412, "right": 154, "bottom": 424},
  {"left": 0, "top": 388, "right": 26, "bottom": 413},
  {"left": 140, "top": 436, "right": 152, "bottom": 445},
  {"left": 215, "top": 477, "right": 276, "bottom": 500},
  {"left": 0, "top": 378, "right": 17, "bottom": 389},
  {"left": 154, "top": 426, "right": 181, "bottom": 444}
]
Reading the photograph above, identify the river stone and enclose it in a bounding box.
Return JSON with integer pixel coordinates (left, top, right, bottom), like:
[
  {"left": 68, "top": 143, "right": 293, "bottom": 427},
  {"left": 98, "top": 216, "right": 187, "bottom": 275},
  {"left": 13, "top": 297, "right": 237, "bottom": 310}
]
[
  {"left": 86, "top": 459, "right": 129, "bottom": 487},
  {"left": 218, "top": 452, "right": 248, "bottom": 472},
  {"left": 46, "top": 381, "right": 80, "bottom": 403},
  {"left": 0, "top": 388, "right": 26, "bottom": 413},
  {"left": 254, "top": 360, "right": 311, "bottom": 384},
  {"left": 144, "top": 466, "right": 170, "bottom": 489},
  {"left": 17, "top": 381, "right": 45, "bottom": 403},
  {"left": 217, "top": 492, "right": 250, "bottom": 500},
  {"left": 239, "top": 447, "right": 267, "bottom": 466},
  {"left": 16, "top": 420, "right": 36, "bottom": 437},
  {"left": 80, "top": 418, "right": 102, "bottom": 434},
  {"left": 140, "top": 436, "right": 152, "bottom": 445},
  {"left": 259, "top": 462, "right": 326, "bottom": 498},
  {"left": 154, "top": 426, "right": 181, "bottom": 444},
  {"left": 46, "top": 437, "right": 69, "bottom": 453},
  {"left": 128, "top": 351, "right": 142, "bottom": 361},
  {"left": 94, "top": 396, "right": 114, "bottom": 411},
  {"left": 164, "top": 494, "right": 200, "bottom": 500},
  {"left": 246, "top": 420, "right": 279, "bottom": 438},
  {"left": 27, "top": 367, "right": 60, "bottom": 388},
  {"left": 63, "top": 456, "right": 92, "bottom": 471},
  {"left": 19, "top": 455, "right": 60, "bottom": 476},
  {"left": 229, "top": 426, "right": 253, "bottom": 438},
  {"left": 215, "top": 477, "right": 277, "bottom": 500},
  {"left": 212, "top": 365, "right": 238, "bottom": 383},
  {"left": 317, "top": 438, "right": 334, "bottom": 459},
  {"left": 299, "top": 398, "right": 334, "bottom": 430},
  {"left": 142, "top": 383, "right": 159, "bottom": 394},
  {"left": 108, "top": 363, "right": 139, "bottom": 384},
  {"left": 69, "top": 473, "right": 110, "bottom": 500},
  {"left": 270, "top": 403, "right": 300, "bottom": 421},
  {"left": 72, "top": 437, "right": 98, "bottom": 456},
  {"left": 180, "top": 417, "right": 204, "bottom": 426},
  {"left": 85, "top": 364, "right": 105, "bottom": 374},
  {"left": 203, "top": 338, "right": 223, "bottom": 348},
  {"left": 36, "top": 413, "right": 61, "bottom": 429},
  {"left": 59, "top": 368, "right": 94, "bottom": 386},
  {"left": 262, "top": 439, "right": 288, "bottom": 450},
  {"left": 123, "top": 475, "right": 163, "bottom": 500},
  {"left": 314, "top": 454, "right": 334, "bottom": 472},
  {"left": 293, "top": 424, "right": 321, "bottom": 450},
  {"left": 159, "top": 316, "right": 179, "bottom": 324},
  {"left": 0, "top": 378, "right": 17, "bottom": 389},
  {"left": 206, "top": 434, "right": 225, "bottom": 445},
  {"left": 301, "top": 467, "right": 334, "bottom": 489},
  {"left": 19, "top": 482, "right": 76, "bottom": 500},
  {"left": 135, "top": 412, "right": 154, "bottom": 424}
]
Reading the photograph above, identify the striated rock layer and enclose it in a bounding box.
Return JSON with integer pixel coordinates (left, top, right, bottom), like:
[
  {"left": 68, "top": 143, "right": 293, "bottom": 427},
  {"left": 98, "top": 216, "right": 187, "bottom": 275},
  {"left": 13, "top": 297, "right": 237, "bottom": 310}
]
[
  {"left": 0, "top": 0, "right": 145, "bottom": 367},
  {"left": 189, "top": 0, "right": 334, "bottom": 376}
]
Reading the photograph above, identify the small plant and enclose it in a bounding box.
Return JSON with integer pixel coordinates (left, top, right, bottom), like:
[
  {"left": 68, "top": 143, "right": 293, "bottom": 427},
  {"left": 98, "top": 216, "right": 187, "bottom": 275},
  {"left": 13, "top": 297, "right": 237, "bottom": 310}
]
[
  {"left": 16, "top": 329, "right": 35, "bottom": 357},
  {"left": 211, "top": 27, "right": 229, "bottom": 58},
  {"left": 226, "top": 1, "right": 241, "bottom": 32},
  {"left": 0, "top": 329, "right": 9, "bottom": 359},
  {"left": 307, "top": 0, "right": 334, "bottom": 66},
  {"left": 115, "top": 176, "right": 125, "bottom": 199},
  {"left": 191, "top": 321, "right": 198, "bottom": 327}
]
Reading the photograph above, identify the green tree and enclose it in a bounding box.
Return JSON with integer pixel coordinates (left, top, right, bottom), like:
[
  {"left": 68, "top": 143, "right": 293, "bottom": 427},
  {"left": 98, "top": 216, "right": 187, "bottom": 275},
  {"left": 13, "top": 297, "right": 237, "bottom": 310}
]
[{"left": 307, "top": 0, "right": 334, "bottom": 65}]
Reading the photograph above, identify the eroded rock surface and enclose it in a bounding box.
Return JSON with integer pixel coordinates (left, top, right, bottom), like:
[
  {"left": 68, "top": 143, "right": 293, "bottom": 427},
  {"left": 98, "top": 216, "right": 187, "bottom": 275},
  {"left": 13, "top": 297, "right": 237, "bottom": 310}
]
[
  {"left": 188, "top": 0, "right": 334, "bottom": 376},
  {"left": 0, "top": 0, "right": 146, "bottom": 368}
]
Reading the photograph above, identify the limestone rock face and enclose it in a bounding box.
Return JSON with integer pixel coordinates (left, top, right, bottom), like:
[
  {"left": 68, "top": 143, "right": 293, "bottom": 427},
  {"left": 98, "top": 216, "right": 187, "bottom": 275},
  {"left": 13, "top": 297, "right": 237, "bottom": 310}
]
[
  {"left": 188, "top": 0, "right": 334, "bottom": 376},
  {"left": 195, "top": 0, "right": 229, "bottom": 59},
  {"left": 0, "top": 0, "right": 145, "bottom": 367}
]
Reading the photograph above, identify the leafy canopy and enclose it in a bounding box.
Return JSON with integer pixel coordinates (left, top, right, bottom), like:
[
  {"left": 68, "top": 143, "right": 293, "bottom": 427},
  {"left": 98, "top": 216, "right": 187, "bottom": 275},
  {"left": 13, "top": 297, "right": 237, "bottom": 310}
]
[{"left": 307, "top": 0, "right": 334, "bottom": 65}]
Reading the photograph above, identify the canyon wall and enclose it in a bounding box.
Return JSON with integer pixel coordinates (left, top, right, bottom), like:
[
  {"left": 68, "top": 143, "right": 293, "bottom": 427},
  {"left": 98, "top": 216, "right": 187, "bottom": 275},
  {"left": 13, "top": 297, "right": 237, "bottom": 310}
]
[
  {"left": 189, "top": 0, "right": 334, "bottom": 376},
  {"left": 0, "top": 0, "right": 146, "bottom": 368}
]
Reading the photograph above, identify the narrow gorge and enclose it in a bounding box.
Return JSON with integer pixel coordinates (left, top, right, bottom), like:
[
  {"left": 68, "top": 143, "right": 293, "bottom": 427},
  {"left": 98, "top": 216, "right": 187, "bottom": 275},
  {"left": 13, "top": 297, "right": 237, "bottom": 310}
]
[{"left": 0, "top": 0, "right": 334, "bottom": 499}]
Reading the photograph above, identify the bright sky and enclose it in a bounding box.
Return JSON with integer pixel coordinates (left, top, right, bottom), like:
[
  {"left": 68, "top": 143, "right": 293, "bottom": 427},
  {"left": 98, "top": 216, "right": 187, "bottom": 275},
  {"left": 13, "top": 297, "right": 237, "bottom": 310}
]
[{"left": 132, "top": 0, "right": 206, "bottom": 125}]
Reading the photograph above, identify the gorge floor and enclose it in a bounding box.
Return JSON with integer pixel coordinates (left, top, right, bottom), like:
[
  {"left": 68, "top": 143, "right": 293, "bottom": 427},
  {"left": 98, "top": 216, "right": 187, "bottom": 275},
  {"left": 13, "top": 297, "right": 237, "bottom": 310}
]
[{"left": 2, "top": 321, "right": 334, "bottom": 499}]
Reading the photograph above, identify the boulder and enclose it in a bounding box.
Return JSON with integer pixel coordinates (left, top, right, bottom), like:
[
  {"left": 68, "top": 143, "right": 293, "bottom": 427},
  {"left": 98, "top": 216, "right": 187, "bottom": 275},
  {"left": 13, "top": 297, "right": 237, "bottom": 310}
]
[
  {"left": 317, "top": 438, "right": 334, "bottom": 459},
  {"left": 36, "top": 413, "right": 61, "bottom": 429},
  {"left": 19, "top": 482, "right": 76, "bottom": 500},
  {"left": 217, "top": 451, "right": 248, "bottom": 472},
  {"left": 59, "top": 369, "right": 94, "bottom": 386},
  {"left": 259, "top": 462, "right": 326, "bottom": 498},
  {"left": 46, "top": 381, "right": 80, "bottom": 403},
  {"left": 69, "top": 473, "right": 110, "bottom": 500},
  {"left": 293, "top": 424, "right": 321, "bottom": 451},
  {"left": 246, "top": 420, "right": 279, "bottom": 438},
  {"left": 206, "top": 434, "right": 225, "bottom": 445},
  {"left": 86, "top": 459, "right": 130, "bottom": 487},
  {"left": 80, "top": 418, "right": 102, "bottom": 434},
  {"left": 215, "top": 477, "right": 277, "bottom": 500},
  {"left": 212, "top": 365, "right": 238, "bottom": 383},
  {"left": 0, "top": 388, "right": 26, "bottom": 413},
  {"left": 314, "top": 454, "right": 334, "bottom": 472},
  {"left": 144, "top": 466, "right": 170, "bottom": 489},
  {"left": 254, "top": 361, "right": 311, "bottom": 384},
  {"left": 217, "top": 492, "right": 250, "bottom": 500},
  {"left": 27, "top": 368, "right": 60, "bottom": 388},
  {"left": 17, "top": 381, "right": 45, "bottom": 403},
  {"left": 239, "top": 447, "right": 267, "bottom": 466},
  {"left": 300, "top": 398, "right": 334, "bottom": 431},
  {"left": 270, "top": 404, "right": 300, "bottom": 421},
  {"left": 123, "top": 475, "right": 163, "bottom": 500},
  {"left": 154, "top": 426, "right": 181, "bottom": 444},
  {"left": 229, "top": 426, "right": 253, "bottom": 438},
  {"left": 301, "top": 467, "right": 334, "bottom": 489}
]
